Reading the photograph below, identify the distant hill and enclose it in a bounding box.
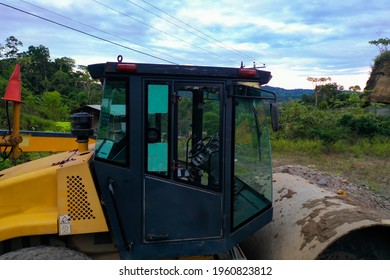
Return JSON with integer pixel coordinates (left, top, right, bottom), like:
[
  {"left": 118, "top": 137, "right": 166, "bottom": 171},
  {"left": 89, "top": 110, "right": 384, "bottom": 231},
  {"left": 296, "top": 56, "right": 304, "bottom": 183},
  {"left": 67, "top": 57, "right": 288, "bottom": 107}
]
[{"left": 263, "top": 86, "right": 313, "bottom": 102}]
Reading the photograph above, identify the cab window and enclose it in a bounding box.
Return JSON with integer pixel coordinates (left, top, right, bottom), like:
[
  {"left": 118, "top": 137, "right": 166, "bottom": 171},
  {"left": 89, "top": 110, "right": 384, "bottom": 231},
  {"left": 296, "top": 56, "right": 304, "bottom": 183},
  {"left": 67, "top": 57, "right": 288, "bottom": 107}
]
[
  {"left": 95, "top": 78, "right": 128, "bottom": 165},
  {"left": 145, "top": 83, "right": 170, "bottom": 176},
  {"left": 232, "top": 85, "right": 273, "bottom": 229},
  {"left": 175, "top": 84, "right": 222, "bottom": 190}
]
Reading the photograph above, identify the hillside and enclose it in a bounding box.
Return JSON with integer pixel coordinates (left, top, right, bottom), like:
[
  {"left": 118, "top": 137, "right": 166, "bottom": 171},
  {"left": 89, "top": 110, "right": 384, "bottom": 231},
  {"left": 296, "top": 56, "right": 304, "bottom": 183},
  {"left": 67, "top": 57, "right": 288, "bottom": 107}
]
[
  {"left": 365, "top": 51, "right": 390, "bottom": 104},
  {"left": 263, "top": 85, "right": 313, "bottom": 102}
]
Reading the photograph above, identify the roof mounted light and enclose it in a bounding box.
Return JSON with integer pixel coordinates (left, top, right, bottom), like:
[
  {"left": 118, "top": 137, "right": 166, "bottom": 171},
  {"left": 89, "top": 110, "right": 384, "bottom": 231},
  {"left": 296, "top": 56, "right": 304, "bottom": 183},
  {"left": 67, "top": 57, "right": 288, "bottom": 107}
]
[
  {"left": 117, "top": 63, "right": 137, "bottom": 73},
  {"left": 115, "top": 55, "right": 137, "bottom": 73},
  {"left": 238, "top": 67, "right": 257, "bottom": 77}
]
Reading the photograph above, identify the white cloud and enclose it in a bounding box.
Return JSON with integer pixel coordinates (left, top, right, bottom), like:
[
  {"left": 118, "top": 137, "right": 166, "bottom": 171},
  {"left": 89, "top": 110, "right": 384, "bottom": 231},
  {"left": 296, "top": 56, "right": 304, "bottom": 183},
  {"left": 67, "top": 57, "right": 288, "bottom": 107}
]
[{"left": 33, "top": 0, "right": 83, "bottom": 10}]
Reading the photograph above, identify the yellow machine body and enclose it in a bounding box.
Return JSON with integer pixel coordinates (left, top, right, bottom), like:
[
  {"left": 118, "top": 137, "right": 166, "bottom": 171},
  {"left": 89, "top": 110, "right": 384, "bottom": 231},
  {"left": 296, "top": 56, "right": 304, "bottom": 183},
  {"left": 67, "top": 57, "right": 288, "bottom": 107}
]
[
  {"left": 18, "top": 134, "right": 92, "bottom": 152},
  {"left": 0, "top": 146, "right": 108, "bottom": 242}
]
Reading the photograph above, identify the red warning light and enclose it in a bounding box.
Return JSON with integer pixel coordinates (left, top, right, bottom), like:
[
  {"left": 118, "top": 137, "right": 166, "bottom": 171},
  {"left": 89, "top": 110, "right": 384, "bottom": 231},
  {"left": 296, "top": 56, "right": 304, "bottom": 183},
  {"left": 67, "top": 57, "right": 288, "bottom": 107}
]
[
  {"left": 117, "top": 63, "right": 137, "bottom": 73},
  {"left": 238, "top": 68, "right": 257, "bottom": 77}
]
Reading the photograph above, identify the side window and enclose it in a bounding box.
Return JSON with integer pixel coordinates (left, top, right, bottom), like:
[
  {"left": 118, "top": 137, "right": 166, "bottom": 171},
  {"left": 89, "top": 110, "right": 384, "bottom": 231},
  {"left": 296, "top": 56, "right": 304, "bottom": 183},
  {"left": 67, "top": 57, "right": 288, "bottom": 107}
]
[
  {"left": 146, "top": 83, "right": 169, "bottom": 176},
  {"left": 231, "top": 86, "right": 273, "bottom": 229},
  {"left": 95, "top": 79, "right": 128, "bottom": 165},
  {"left": 175, "top": 84, "right": 222, "bottom": 190}
]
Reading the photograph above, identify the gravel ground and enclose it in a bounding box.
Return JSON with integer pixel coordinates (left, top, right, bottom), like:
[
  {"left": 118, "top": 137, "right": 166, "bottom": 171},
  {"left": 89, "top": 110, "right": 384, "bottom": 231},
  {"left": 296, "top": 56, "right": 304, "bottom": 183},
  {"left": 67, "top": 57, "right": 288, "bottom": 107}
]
[{"left": 273, "top": 165, "right": 390, "bottom": 216}]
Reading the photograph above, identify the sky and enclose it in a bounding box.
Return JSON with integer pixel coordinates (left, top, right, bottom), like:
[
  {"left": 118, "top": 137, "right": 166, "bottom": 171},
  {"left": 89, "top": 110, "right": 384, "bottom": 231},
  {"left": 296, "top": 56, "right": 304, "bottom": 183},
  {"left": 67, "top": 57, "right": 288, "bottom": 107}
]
[{"left": 0, "top": 0, "right": 389, "bottom": 89}]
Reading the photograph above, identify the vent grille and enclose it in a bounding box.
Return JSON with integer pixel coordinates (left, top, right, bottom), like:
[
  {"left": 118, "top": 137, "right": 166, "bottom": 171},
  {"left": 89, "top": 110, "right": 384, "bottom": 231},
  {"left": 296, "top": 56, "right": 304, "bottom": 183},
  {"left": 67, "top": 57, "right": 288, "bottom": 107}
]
[{"left": 66, "top": 175, "right": 95, "bottom": 221}]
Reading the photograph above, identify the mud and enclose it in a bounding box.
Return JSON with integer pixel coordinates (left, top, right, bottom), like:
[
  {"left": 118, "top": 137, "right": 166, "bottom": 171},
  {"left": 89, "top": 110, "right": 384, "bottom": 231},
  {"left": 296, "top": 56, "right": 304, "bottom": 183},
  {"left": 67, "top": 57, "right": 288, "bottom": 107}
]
[
  {"left": 274, "top": 165, "right": 390, "bottom": 216},
  {"left": 274, "top": 165, "right": 390, "bottom": 252},
  {"left": 297, "top": 198, "right": 383, "bottom": 250},
  {"left": 275, "top": 187, "right": 297, "bottom": 202}
]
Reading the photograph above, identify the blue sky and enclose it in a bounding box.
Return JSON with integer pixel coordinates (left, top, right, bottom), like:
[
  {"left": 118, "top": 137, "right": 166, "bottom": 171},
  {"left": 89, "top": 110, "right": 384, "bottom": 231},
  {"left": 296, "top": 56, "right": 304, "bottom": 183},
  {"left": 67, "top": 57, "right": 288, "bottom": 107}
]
[{"left": 0, "top": 0, "right": 389, "bottom": 89}]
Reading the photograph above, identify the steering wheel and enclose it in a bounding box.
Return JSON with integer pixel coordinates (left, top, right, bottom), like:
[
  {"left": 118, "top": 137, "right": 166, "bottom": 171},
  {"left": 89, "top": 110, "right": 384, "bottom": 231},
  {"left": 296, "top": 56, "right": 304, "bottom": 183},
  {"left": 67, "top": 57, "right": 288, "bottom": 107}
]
[{"left": 188, "top": 136, "right": 213, "bottom": 158}]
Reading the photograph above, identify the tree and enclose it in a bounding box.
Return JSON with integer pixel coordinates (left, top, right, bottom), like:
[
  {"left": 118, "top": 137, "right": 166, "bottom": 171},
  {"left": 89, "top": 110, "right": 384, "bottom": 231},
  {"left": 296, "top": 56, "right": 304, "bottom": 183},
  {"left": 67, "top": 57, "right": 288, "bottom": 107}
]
[
  {"left": 317, "top": 82, "right": 340, "bottom": 109},
  {"left": 71, "top": 65, "right": 102, "bottom": 104},
  {"left": 349, "top": 85, "right": 361, "bottom": 92},
  {"left": 40, "top": 91, "right": 69, "bottom": 121},
  {"left": 54, "top": 57, "right": 75, "bottom": 73},
  {"left": 369, "top": 37, "right": 390, "bottom": 54},
  {"left": 1, "top": 36, "right": 104, "bottom": 130},
  {"left": 21, "top": 45, "right": 51, "bottom": 94},
  {"left": 0, "top": 36, "right": 23, "bottom": 59},
  {"left": 52, "top": 70, "right": 71, "bottom": 94},
  {"left": 307, "top": 77, "right": 331, "bottom": 107}
]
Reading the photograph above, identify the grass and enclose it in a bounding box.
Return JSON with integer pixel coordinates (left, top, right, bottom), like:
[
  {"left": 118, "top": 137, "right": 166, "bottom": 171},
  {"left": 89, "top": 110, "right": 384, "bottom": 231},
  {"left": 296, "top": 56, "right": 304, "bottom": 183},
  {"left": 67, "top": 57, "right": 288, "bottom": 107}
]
[
  {"left": 271, "top": 137, "right": 390, "bottom": 198},
  {"left": 55, "top": 121, "right": 71, "bottom": 132}
]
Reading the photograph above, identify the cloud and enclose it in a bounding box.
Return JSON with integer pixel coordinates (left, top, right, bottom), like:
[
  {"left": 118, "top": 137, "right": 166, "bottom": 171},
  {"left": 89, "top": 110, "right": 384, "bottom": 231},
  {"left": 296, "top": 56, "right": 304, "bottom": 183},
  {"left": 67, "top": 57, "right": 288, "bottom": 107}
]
[
  {"left": 1, "top": 0, "right": 388, "bottom": 89},
  {"left": 33, "top": 0, "right": 83, "bottom": 10}
]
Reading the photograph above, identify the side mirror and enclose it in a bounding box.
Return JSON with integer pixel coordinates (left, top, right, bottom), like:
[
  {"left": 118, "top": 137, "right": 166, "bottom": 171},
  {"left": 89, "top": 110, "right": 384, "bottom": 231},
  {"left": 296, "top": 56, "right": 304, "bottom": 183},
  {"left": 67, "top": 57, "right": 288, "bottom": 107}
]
[{"left": 270, "top": 103, "right": 280, "bottom": 131}]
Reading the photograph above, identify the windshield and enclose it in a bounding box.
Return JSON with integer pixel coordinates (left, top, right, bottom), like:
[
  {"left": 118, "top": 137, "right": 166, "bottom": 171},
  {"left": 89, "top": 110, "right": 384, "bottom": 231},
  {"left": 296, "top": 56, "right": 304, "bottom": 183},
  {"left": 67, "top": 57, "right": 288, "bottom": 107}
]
[
  {"left": 232, "top": 85, "right": 273, "bottom": 229},
  {"left": 95, "top": 78, "right": 128, "bottom": 164}
]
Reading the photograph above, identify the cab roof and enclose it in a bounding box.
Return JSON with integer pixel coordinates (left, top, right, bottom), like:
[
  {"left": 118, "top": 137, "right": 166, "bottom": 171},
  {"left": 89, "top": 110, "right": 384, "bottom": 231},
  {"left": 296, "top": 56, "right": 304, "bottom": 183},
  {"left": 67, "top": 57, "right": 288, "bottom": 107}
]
[{"left": 88, "top": 61, "right": 272, "bottom": 85}]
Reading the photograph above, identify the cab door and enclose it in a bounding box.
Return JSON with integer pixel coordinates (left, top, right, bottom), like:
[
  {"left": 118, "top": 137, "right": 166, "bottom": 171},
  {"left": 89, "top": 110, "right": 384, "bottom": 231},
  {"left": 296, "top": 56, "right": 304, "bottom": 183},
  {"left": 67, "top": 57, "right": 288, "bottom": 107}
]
[{"left": 143, "top": 81, "right": 224, "bottom": 243}]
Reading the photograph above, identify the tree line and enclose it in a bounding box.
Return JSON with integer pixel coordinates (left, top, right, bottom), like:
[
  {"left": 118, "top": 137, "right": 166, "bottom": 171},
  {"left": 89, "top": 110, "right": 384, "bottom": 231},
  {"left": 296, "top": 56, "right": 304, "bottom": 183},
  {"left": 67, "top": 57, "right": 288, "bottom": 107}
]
[{"left": 0, "top": 36, "right": 102, "bottom": 131}]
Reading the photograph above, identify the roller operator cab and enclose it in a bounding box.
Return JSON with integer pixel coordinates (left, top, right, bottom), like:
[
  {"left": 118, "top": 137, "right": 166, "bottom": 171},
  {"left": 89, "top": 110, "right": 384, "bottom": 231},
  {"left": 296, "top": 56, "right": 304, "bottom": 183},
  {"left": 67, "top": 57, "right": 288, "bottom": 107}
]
[{"left": 87, "top": 59, "right": 278, "bottom": 259}]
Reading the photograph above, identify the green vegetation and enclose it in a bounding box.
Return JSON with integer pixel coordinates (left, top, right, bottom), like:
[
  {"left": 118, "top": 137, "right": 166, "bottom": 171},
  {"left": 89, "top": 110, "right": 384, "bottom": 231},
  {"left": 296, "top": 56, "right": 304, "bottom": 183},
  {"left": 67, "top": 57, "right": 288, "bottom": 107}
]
[
  {"left": 369, "top": 37, "right": 390, "bottom": 54},
  {"left": 271, "top": 40, "right": 390, "bottom": 194},
  {"left": 0, "top": 36, "right": 102, "bottom": 132},
  {"left": 272, "top": 103, "right": 390, "bottom": 194},
  {"left": 275, "top": 100, "right": 389, "bottom": 142}
]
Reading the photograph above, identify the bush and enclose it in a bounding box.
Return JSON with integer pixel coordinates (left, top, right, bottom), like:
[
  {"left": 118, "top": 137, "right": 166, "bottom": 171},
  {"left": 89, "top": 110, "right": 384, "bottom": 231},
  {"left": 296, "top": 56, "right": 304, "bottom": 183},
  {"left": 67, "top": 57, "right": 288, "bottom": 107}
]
[
  {"left": 275, "top": 100, "right": 390, "bottom": 151},
  {"left": 374, "top": 51, "right": 390, "bottom": 66},
  {"left": 339, "top": 113, "right": 385, "bottom": 137},
  {"left": 21, "top": 114, "right": 58, "bottom": 131},
  {"left": 277, "top": 101, "right": 343, "bottom": 143}
]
